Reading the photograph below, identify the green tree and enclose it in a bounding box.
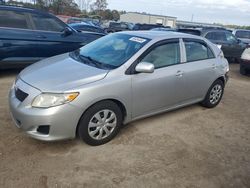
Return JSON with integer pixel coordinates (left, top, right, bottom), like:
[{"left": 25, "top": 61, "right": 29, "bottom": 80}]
[
  {"left": 49, "top": 0, "right": 80, "bottom": 15},
  {"left": 112, "top": 10, "right": 119, "bottom": 21},
  {"left": 100, "top": 9, "right": 112, "bottom": 20},
  {"left": 91, "top": 0, "right": 107, "bottom": 11}
]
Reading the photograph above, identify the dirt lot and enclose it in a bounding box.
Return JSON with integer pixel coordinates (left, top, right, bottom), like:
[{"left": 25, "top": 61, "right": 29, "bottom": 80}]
[{"left": 0, "top": 64, "right": 249, "bottom": 188}]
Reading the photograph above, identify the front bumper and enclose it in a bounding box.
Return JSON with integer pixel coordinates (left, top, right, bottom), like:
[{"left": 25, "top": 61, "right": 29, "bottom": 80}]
[{"left": 8, "top": 79, "right": 83, "bottom": 141}]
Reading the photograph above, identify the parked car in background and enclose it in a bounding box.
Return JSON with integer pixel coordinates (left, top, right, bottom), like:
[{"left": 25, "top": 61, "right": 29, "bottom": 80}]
[
  {"left": 133, "top": 23, "right": 169, "bottom": 30},
  {"left": 179, "top": 28, "right": 247, "bottom": 63},
  {"left": 0, "top": 5, "right": 104, "bottom": 69},
  {"left": 9, "top": 31, "right": 229, "bottom": 145},
  {"left": 233, "top": 29, "right": 250, "bottom": 45},
  {"left": 105, "top": 22, "right": 133, "bottom": 33},
  {"left": 204, "top": 29, "right": 247, "bottom": 63},
  {"left": 151, "top": 27, "right": 176, "bottom": 32},
  {"left": 240, "top": 48, "right": 250, "bottom": 75},
  {"left": 69, "top": 23, "right": 106, "bottom": 34}
]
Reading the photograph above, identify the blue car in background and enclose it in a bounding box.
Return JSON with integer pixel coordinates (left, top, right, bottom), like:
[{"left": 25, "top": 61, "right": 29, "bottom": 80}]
[
  {"left": 0, "top": 6, "right": 105, "bottom": 69},
  {"left": 69, "top": 23, "right": 106, "bottom": 34}
]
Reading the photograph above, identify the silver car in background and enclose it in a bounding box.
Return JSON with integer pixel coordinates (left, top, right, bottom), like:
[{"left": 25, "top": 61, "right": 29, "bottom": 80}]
[{"left": 9, "top": 31, "right": 229, "bottom": 145}]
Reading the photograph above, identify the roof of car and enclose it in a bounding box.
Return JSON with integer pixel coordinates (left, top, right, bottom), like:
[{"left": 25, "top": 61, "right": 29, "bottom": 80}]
[
  {"left": 201, "top": 29, "right": 232, "bottom": 36},
  {"left": 234, "top": 29, "right": 250, "bottom": 32},
  {"left": 0, "top": 5, "right": 53, "bottom": 16},
  {"left": 120, "top": 31, "right": 202, "bottom": 40},
  {"left": 69, "top": 23, "right": 101, "bottom": 28}
]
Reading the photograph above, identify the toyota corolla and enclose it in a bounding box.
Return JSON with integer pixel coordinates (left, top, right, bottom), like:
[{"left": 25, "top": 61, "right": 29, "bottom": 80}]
[{"left": 9, "top": 31, "right": 229, "bottom": 145}]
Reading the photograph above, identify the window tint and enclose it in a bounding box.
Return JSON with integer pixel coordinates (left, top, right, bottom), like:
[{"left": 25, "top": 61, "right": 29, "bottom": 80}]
[
  {"left": 110, "top": 22, "right": 121, "bottom": 28},
  {"left": 185, "top": 41, "right": 214, "bottom": 62},
  {"left": 121, "top": 23, "right": 128, "bottom": 29},
  {"left": 31, "top": 13, "right": 65, "bottom": 32},
  {"left": 80, "top": 26, "right": 102, "bottom": 33},
  {"left": 141, "top": 42, "right": 180, "bottom": 69},
  {"left": 225, "top": 32, "right": 238, "bottom": 43},
  {"left": 0, "top": 10, "right": 30, "bottom": 29},
  {"left": 205, "top": 32, "right": 226, "bottom": 41},
  {"left": 235, "top": 30, "right": 250, "bottom": 39}
]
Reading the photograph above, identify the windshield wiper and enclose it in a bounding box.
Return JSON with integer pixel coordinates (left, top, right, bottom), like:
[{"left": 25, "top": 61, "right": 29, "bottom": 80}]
[
  {"left": 79, "top": 55, "right": 104, "bottom": 69},
  {"left": 79, "top": 55, "right": 116, "bottom": 69}
]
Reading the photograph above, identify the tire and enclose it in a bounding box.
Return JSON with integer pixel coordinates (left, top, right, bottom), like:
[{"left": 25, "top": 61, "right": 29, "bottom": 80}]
[
  {"left": 77, "top": 101, "right": 122, "bottom": 146},
  {"left": 201, "top": 79, "right": 224, "bottom": 108},
  {"left": 240, "top": 65, "right": 247, "bottom": 75}
]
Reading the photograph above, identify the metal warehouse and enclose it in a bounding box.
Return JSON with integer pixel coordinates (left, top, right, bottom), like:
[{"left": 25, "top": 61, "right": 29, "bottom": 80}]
[{"left": 120, "top": 12, "right": 177, "bottom": 27}]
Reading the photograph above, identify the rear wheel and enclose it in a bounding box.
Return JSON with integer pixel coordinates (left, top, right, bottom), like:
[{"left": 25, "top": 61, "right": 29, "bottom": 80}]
[
  {"left": 78, "top": 101, "right": 122, "bottom": 146},
  {"left": 201, "top": 80, "right": 224, "bottom": 108}
]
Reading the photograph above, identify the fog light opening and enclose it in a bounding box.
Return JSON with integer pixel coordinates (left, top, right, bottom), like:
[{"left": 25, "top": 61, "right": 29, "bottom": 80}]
[{"left": 37, "top": 125, "right": 50, "bottom": 135}]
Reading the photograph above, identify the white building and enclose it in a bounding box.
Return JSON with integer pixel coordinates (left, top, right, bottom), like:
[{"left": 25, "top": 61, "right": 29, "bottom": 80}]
[{"left": 120, "top": 12, "right": 177, "bottom": 28}]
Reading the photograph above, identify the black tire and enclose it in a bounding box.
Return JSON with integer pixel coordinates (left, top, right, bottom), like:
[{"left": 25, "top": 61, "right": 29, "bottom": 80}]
[
  {"left": 77, "top": 100, "right": 122, "bottom": 146},
  {"left": 240, "top": 65, "right": 247, "bottom": 75},
  {"left": 201, "top": 79, "right": 224, "bottom": 108}
]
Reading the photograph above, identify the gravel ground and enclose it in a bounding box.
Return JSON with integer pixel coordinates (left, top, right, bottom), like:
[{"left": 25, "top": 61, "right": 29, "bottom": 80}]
[{"left": 0, "top": 64, "right": 249, "bottom": 188}]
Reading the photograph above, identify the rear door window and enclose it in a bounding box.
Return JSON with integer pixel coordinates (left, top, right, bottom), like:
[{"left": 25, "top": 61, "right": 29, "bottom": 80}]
[
  {"left": 0, "top": 10, "right": 30, "bottom": 29},
  {"left": 184, "top": 40, "right": 215, "bottom": 62}
]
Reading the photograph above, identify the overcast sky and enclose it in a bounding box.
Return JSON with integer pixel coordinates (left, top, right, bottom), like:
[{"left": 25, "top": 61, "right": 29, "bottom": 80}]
[{"left": 107, "top": 0, "right": 250, "bottom": 26}]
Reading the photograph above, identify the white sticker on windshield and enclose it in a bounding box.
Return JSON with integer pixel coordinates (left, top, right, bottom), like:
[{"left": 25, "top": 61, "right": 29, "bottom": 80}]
[{"left": 129, "top": 37, "right": 147, "bottom": 43}]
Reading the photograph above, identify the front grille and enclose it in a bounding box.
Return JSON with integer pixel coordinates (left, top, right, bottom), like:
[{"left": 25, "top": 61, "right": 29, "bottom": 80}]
[{"left": 15, "top": 88, "right": 28, "bottom": 102}]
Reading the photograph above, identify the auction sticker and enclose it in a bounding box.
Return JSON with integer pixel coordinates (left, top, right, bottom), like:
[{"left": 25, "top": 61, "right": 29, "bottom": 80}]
[{"left": 129, "top": 37, "right": 147, "bottom": 43}]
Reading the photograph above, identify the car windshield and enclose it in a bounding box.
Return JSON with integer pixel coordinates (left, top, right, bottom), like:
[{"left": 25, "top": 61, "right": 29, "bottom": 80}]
[{"left": 70, "top": 33, "right": 149, "bottom": 69}]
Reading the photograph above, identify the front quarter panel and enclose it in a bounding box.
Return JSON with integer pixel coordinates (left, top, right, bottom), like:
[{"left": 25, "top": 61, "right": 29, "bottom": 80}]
[{"left": 69, "top": 67, "right": 132, "bottom": 123}]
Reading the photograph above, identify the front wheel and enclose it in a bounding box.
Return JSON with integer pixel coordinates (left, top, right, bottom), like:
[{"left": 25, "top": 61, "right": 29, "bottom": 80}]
[
  {"left": 201, "top": 80, "right": 224, "bottom": 108},
  {"left": 77, "top": 101, "right": 123, "bottom": 146}
]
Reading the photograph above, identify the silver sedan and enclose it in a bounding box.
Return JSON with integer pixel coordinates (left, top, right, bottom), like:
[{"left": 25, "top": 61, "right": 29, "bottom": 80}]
[{"left": 9, "top": 31, "right": 229, "bottom": 145}]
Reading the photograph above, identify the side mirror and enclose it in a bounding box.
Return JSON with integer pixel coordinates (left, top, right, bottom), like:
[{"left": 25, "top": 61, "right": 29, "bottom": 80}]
[
  {"left": 135, "top": 62, "right": 154, "bottom": 73},
  {"left": 62, "top": 27, "right": 73, "bottom": 37}
]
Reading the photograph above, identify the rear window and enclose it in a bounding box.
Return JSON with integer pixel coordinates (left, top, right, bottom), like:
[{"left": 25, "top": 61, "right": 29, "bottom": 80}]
[
  {"left": 235, "top": 30, "right": 250, "bottom": 39},
  {"left": 0, "top": 10, "right": 30, "bottom": 29},
  {"left": 110, "top": 22, "right": 121, "bottom": 28},
  {"left": 205, "top": 32, "right": 226, "bottom": 41}
]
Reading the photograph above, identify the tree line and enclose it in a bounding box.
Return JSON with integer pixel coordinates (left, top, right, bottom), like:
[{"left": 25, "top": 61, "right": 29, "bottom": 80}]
[{"left": 1, "top": 0, "right": 123, "bottom": 20}]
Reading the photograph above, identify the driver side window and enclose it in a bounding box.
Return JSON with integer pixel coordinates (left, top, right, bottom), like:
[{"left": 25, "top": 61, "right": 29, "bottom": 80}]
[
  {"left": 225, "top": 32, "right": 238, "bottom": 43},
  {"left": 141, "top": 42, "right": 180, "bottom": 69},
  {"left": 30, "top": 13, "right": 65, "bottom": 32}
]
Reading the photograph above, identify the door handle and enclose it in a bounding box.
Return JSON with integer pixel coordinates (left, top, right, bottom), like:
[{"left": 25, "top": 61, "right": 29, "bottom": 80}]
[{"left": 176, "top": 70, "right": 184, "bottom": 77}]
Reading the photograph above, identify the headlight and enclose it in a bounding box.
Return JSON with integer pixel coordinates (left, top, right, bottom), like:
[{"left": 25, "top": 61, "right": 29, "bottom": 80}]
[
  {"left": 32, "top": 92, "right": 79, "bottom": 108},
  {"left": 241, "top": 48, "right": 250, "bottom": 60}
]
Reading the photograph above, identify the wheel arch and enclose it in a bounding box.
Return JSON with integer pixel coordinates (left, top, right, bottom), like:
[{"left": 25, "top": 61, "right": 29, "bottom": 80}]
[
  {"left": 75, "top": 98, "right": 127, "bottom": 137},
  {"left": 217, "top": 76, "right": 226, "bottom": 87}
]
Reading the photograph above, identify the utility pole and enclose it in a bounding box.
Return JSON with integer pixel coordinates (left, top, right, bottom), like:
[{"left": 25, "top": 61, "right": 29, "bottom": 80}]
[{"left": 191, "top": 14, "right": 194, "bottom": 22}]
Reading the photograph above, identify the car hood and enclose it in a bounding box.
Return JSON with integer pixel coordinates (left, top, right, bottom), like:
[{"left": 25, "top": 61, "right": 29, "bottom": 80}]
[{"left": 19, "top": 53, "right": 109, "bottom": 92}]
